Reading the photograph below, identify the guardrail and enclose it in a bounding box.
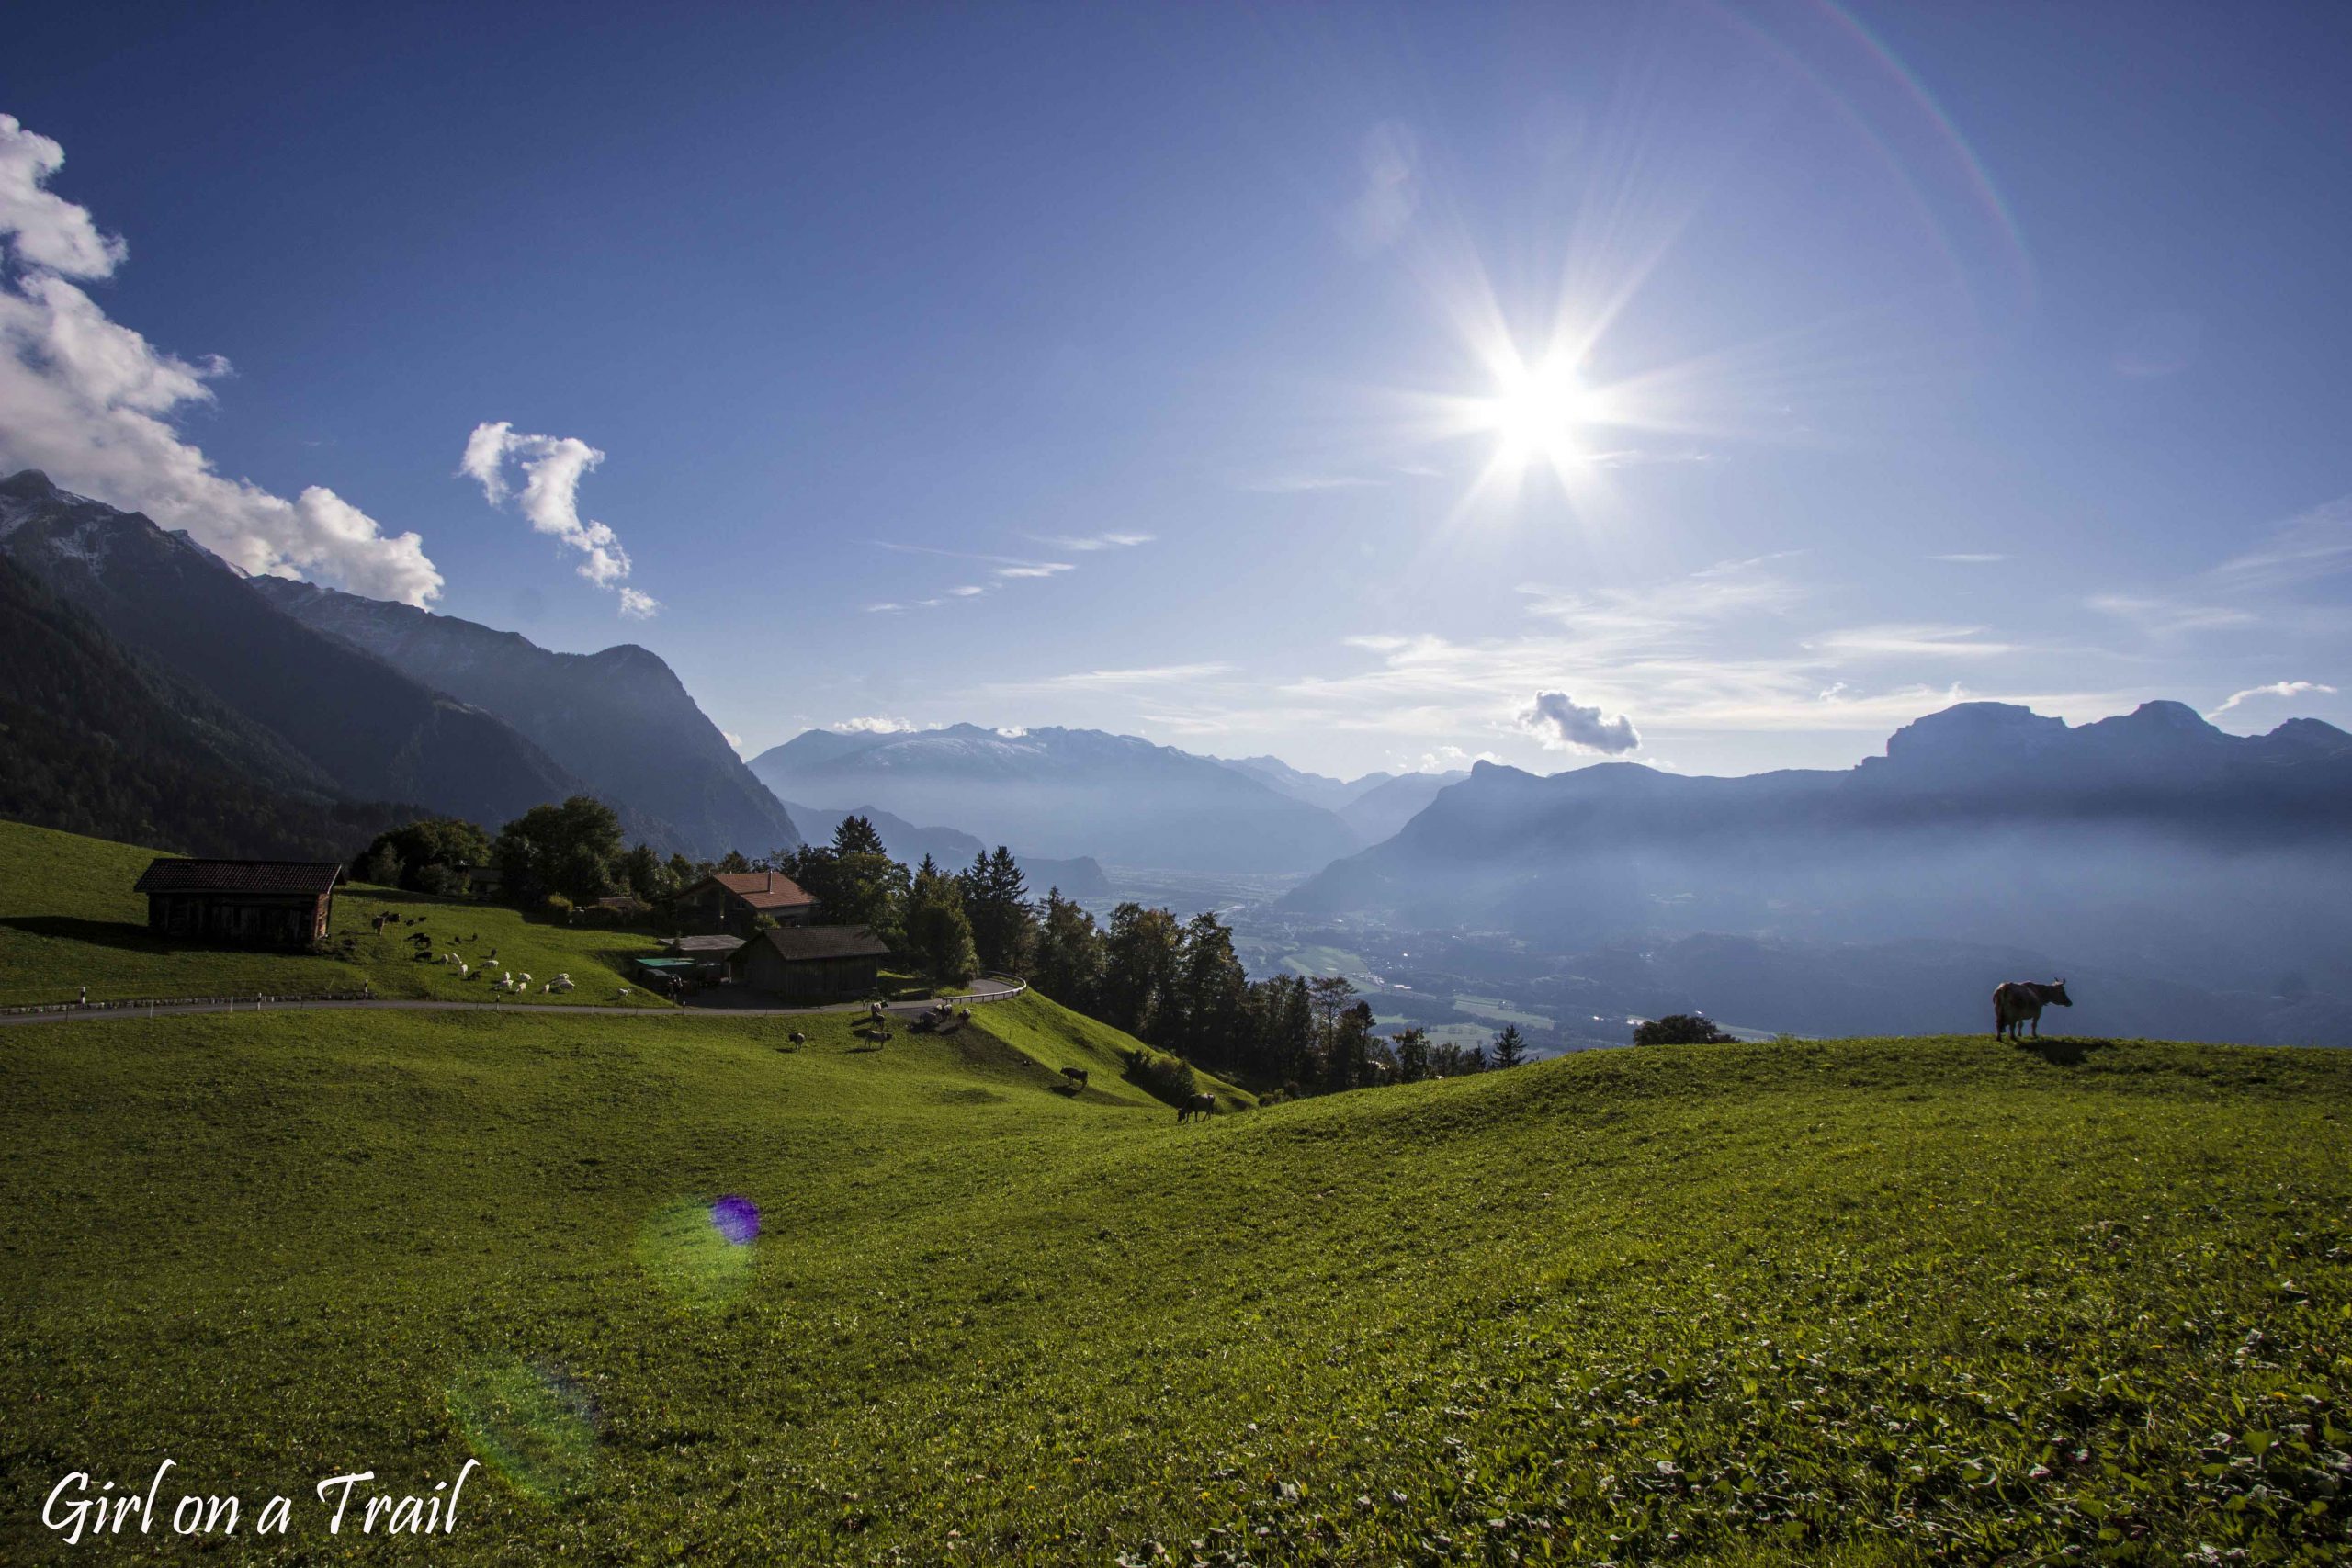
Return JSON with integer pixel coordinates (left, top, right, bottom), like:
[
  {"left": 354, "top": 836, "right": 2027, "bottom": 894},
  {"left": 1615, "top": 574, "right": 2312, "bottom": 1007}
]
[{"left": 0, "top": 989, "right": 376, "bottom": 1018}]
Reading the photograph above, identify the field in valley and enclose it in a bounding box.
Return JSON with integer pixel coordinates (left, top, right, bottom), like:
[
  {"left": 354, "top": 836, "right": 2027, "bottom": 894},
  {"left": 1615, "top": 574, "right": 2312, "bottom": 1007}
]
[{"left": 2, "top": 983, "right": 2346, "bottom": 1563}]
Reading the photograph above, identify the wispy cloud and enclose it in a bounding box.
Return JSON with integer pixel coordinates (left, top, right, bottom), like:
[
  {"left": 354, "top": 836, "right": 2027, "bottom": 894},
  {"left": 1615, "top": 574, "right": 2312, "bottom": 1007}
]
[
  {"left": 1234, "top": 472, "right": 1387, "bottom": 494},
  {"left": 2211, "top": 495, "right": 2352, "bottom": 586},
  {"left": 2086, "top": 592, "right": 2256, "bottom": 636},
  {"left": 990, "top": 661, "right": 1236, "bottom": 694},
  {"left": 461, "top": 422, "right": 658, "bottom": 616},
  {"left": 874, "top": 539, "right": 1084, "bottom": 603},
  {"left": 2208, "top": 680, "right": 2337, "bottom": 717},
  {"left": 1807, "top": 624, "right": 2018, "bottom": 659},
  {"left": 1340, "top": 120, "right": 1420, "bottom": 254},
  {"left": 0, "top": 114, "right": 442, "bottom": 604},
  {"left": 839, "top": 716, "right": 916, "bottom": 733},
  {"left": 1027, "top": 531, "right": 1152, "bottom": 551}
]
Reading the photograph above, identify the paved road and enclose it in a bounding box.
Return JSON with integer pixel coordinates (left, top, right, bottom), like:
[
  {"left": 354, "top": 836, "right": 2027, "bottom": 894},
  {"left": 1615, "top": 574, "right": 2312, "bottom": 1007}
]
[{"left": 0, "top": 979, "right": 1027, "bottom": 1030}]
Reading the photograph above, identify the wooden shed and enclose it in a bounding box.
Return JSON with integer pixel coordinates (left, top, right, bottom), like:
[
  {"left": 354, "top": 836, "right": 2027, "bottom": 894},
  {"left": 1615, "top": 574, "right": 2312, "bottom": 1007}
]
[
  {"left": 131, "top": 859, "right": 344, "bottom": 950},
  {"left": 726, "top": 924, "right": 891, "bottom": 1001}
]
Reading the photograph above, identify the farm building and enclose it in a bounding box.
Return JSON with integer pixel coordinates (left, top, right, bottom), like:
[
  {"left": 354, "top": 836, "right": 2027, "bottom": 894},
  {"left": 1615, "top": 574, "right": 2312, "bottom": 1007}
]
[
  {"left": 131, "top": 859, "right": 344, "bottom": 950},
  {"left": 632, "top": 934, "right": 742, "bottom": 991},
  {"left": 726, "top": 924, "right": 891, "bottom": 1001},
  {"left": 672, "top": 870, "right": 816, "bottom": 934}
]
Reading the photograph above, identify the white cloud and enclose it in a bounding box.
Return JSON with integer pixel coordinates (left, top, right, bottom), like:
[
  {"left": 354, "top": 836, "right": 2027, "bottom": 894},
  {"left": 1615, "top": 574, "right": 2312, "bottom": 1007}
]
[
  {"left": 461, "top": 421, "right": 651, "bottom": 614},
  {"left": 0, "top": 115, "right": 124, "bottom": 277},
  {"left": 1807, "top": 624, "right": 2018, "bottom": 659},
  {"left": 1028, "top": 531, "right": 1152, "bottom": 551},
  {"left": 993, "top": 662, "right": 1236, "bottom": 694},
  {"left": 838, "top": 716, "right": 916, "bottom": 733},
  {"left": 2208, "top": 680, "right": 2337, "bottom": 717},
  {"left": 1520, "top": 691, "right": 1641, "bottom": 754},
  {"left": 721, "top": 730, "right": 743, "bottom": 752},
  {"left": 994, "top": 561, "right": 1073, "bottom": 580},
  {"left": 0, "top": 115, "right": 442, "bottom": 604},
  {"left": 1390, "top": 744, "right": 1498, "bottom": 773},
  {"left": 2086, "top": 592, "right": 2257, "bottom": 636},
  {"left": 949, "top": 584, "right": 988, "bottom": 597}
]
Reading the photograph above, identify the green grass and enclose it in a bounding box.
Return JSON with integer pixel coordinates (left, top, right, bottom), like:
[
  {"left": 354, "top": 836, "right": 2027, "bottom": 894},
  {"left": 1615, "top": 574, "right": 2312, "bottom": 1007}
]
[
  {"left": 1453, "top": 993, "right": 1555, "bottom": 1030},
  {"left": 973, "top": 987, "right": 1257, "bottom": 1112},
  {"left": 0, "top": 818, "right": 670, "bottom": 1008},
  {"left": 1278, "top": 943, "right": 1368, "bottom": 979},
  {"left": 3, "top": 999, "right": 2347, "bottom": 1563},
  {"left": 1375, "top": 1015, "right": 1498, "bottom": 1055}
]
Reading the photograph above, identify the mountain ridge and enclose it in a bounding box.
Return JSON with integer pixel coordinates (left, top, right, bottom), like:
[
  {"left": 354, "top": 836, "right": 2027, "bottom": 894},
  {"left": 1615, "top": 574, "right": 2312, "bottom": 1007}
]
[
  {"left": 250, "top": 577, "right": 799, "bottom": 859},
  {"left": 750, "top": 724, "right": 1364, "bottom": 873}
]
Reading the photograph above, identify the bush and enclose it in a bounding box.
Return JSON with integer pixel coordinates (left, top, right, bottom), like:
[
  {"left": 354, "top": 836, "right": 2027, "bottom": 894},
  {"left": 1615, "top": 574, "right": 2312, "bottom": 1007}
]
[
  {"left": 1634, "top": 1013, "right": 1738, "bottom": 1045},
  {"left": 1122, "top": 1046, "right": 1199, "bottom": 1107}
]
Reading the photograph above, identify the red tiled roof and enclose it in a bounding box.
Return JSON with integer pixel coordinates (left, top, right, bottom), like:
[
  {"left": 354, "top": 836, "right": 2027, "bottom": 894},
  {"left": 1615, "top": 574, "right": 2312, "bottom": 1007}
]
[
  {"left": 704, "top": 871, "right": 815, "bottom": 910},
  {"left": 132, "top": 859, "right": 345, "bottom": 897}
]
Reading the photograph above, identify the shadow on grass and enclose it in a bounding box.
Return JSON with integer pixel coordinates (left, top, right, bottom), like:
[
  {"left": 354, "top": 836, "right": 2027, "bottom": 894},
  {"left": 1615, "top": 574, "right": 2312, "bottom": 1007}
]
[
  {"left": 1, "top": 914, "right": 166, "bottom": 953},
  {"left": 2016, "top": 1036, "right": 2118, "bottom": 1066}
]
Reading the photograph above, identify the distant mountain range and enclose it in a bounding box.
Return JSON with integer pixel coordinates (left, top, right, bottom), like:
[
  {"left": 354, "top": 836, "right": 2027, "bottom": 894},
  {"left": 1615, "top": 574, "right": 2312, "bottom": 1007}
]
[
  {"left": 0, "top": 471, "right": 797, "bottom": 859},
  {"left": 750, "top": 725, "right": 1374, "bottom": 873},
  {"left": 1206, "top": 754, "right": 1468, "bottom": 841},
  {"left": 1283, "top": 701, "right": 2352, "bottom": 1004},
  {"left": 780, "top": 801, "right": 1111, "bottom": 897}
]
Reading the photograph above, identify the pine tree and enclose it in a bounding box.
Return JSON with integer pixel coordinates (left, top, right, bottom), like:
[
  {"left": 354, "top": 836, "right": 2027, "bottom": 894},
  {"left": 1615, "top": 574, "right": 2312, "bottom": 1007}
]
[
  {"left": 833, "top": 816, "right": 889, "bottom": 858},
  {"left": 1031, "top": 889, "right": 1106, "bottom": 1009},
  {"left": 1491, "top": 1023, "right": 1527, "bottom": 1069},
  {"left": 903, "top": 859, "right": 979, "bottom": 985}
]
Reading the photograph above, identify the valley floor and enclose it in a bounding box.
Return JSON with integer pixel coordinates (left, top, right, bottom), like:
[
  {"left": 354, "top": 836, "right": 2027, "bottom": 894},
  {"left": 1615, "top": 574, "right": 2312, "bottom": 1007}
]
[{"left": 2, "top": 998, "right": 2346, "bottom": 1563}]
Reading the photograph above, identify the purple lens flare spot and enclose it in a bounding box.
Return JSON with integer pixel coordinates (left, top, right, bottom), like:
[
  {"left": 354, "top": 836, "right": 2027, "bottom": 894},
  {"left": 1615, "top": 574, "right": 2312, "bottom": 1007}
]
[{"left": 711, "top": 1194, "right": 760, "bottom": 1246}]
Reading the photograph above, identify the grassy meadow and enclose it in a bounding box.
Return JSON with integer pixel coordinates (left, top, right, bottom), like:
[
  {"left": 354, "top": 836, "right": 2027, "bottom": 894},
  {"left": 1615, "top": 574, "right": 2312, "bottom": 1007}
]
[
  {"left": 2, "top": 988, "right": 2346, "bottom": 1563},
  {"left": 0, "top": 818, "right": 671, "bottom": 1008}
]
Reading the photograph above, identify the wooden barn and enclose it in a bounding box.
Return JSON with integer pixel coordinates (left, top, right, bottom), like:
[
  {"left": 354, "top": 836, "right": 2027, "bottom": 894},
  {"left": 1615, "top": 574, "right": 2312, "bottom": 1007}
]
[
  {"left": 673, "top": 870, "right": 816, "bottom": 934},
  {"left": 725, "top": 924, "right": 891, "bottom": 1001},
  {"left": 131, "top": 859, "right": 344, "bottom": 950}
]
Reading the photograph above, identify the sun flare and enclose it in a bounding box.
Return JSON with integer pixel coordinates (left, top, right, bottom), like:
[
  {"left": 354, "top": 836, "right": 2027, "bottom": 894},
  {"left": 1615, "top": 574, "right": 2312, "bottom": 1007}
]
[{"left": 1481, "top": 355, "right": 1590, "bottom": 468}]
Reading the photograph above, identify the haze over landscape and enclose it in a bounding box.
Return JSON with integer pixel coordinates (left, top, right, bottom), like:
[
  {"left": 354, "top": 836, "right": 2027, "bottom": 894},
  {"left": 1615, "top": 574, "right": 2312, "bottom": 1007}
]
[{"left": 5, "top": 4, "right": 2352, "bottom": 1562}]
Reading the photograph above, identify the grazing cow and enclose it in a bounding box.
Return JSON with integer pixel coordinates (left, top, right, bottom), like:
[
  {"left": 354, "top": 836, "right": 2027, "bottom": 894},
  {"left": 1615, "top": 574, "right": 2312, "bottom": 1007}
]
[
  {"left": 1060, "top": 1066, "right": 1089, "bottom": 1091},
  {"left": 1176, "top": 1092, "right": 1216, "bottom": 1123},
  {"left": 1995, "top": 978, "right": 2073, "bottom": 1040}
]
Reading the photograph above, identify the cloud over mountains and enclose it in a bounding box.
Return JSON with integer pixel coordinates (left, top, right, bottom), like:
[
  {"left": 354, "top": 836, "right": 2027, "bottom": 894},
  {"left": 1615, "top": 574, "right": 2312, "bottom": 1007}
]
[
  {"left": 461, "top": 422, "right": 657, "bottom": 618},
  {"left": 0, "top": 113, "right": 443, "bottom": 605}
]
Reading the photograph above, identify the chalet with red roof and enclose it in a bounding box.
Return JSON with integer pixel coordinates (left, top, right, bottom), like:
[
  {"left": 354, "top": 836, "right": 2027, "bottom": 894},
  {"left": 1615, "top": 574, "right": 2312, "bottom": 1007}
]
[{"left": 673, "top": 869, "right": 816, "bottom": 934}]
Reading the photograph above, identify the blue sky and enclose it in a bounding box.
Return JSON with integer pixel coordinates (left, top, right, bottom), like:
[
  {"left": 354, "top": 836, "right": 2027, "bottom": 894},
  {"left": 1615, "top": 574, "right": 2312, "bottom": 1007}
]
[{"left": 6, "top": 1, "right": 2349, "bottom": 777}]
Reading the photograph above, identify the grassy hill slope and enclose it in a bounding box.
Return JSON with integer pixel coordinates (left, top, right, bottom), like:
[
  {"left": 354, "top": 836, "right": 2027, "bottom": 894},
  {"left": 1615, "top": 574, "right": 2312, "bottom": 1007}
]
[
  {"left": 973, "top": 987, "right": 1258, "bottom": 1112},
  {"left": 3, "top": 1005, "right": 2346, "bottom": 1562},
  {"left": 0, "top": 818, "right": 669, "bottom": 1007}
]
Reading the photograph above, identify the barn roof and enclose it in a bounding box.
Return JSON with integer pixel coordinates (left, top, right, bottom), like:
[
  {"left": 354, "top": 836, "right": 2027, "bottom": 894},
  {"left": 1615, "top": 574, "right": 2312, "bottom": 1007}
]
[
  {"left": 132, "top": 859, "right": 345, "bottom": 897},
  {"left": 733, "top": 923, "right": 892, "bottom": 964},
  {"left": 688, "top": 871, "right": 815, "bottom": 910}
]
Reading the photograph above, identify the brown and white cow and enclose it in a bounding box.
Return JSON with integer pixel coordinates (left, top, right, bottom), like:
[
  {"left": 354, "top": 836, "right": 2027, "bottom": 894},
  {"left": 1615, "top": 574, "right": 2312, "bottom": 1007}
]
[{"left": 1994, "top": 979, "right": 2073, "bottom": 1041}]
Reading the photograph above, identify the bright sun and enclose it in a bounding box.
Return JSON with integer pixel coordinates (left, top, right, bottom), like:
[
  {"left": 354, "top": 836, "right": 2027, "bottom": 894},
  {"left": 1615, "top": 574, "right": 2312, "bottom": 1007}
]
[{"left": 1476, "top": 355, "right": 1600, "bottom": 481}]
